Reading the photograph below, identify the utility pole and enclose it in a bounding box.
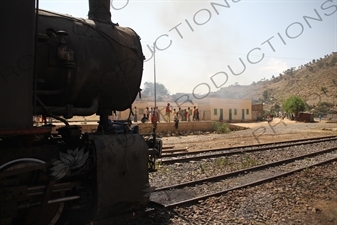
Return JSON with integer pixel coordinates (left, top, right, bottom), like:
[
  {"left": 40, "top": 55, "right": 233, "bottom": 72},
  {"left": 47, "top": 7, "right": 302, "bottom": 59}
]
[{"left": 153, "top": 42, "right": 157, "bottom": 108}]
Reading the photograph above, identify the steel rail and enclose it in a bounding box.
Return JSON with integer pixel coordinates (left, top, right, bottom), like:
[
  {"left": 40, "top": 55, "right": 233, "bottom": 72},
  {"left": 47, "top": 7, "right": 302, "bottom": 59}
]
[
  {"left": 154, "top": 146, "right": 337, "bottom": 192},
  {"left": 162, "top": 135, "right": 337, "bottom": 157},
  {"left": 159, "top": 136, "right": 337, "bottom": 164},
  {"left": 151, "top": 156, "right": 337, "bottom": 209}
]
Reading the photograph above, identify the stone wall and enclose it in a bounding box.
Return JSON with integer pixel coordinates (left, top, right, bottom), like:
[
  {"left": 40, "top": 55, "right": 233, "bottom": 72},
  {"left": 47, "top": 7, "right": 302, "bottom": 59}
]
[{"left": 52, "top": 121, "right": 246, "bottom": 134}]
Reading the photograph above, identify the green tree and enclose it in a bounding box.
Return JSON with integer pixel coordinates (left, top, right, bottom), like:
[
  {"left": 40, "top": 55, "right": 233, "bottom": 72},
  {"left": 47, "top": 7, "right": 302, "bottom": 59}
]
[
  {"left": 142, "top": 82, "right": 170, "bottom": 100},
  {"left": 282, "top": 96, "right": 306, "bottom": 120}
]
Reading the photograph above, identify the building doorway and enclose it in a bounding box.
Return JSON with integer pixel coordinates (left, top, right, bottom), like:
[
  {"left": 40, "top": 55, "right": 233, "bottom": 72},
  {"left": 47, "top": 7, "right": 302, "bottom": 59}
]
[{"left": 220, "top": 109, "right": 223, "bottom": 121}]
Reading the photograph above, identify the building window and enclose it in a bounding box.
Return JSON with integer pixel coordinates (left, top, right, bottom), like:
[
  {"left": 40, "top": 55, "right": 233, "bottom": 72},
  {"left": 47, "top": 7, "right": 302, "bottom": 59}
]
[
  {"left": 246, "top": 109, "right": 249, "bottom": 115},
  {"left": 214, "top": 109, "right": 217, "bottom": 115},
  {"left": 234, "top": 109, "right": 237, "bottom": 115}
]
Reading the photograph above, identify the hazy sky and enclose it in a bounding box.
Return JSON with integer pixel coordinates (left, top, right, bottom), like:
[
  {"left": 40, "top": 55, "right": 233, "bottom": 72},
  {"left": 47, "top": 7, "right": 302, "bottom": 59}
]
[{"left": 39, "top": 0, "right": 337, "bottom": 96}]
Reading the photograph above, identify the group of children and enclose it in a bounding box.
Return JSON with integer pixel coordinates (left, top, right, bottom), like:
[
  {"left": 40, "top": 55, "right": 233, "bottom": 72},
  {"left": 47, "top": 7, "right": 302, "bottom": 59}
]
[
  {"left": 166, "top": 104, "right": 200, "bottom": 129},
  {"left": 137, "top": 104, "right": 200, "bottom": 129},
  {"left": 170, "top": 106, "right": 199, "bottom": 122},
  {"left": 138, "top": 107, "right": 160, "bottom": 125}
]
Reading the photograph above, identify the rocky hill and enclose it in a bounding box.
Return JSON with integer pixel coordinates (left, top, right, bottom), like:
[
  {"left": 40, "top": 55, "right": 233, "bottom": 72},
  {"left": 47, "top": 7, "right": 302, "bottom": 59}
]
[{"left": 212, "top": 52, "right": 337, "bottom": 111}]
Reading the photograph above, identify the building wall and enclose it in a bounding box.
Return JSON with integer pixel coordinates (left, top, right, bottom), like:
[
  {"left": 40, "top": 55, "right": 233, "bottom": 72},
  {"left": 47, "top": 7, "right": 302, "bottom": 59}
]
[
  {"left": 196, "top": 98, "right": 253, "bottom": 122},
  {"left": 252, "top": 111, "right": 263, "bottom": 121},
  {"left": 252, "top": 104, "right": 264, "bottom": 111},
  {"left": 298, "top": 113, "right": 314, "bottom": 122},
  {"left": 252, "top": 103, "right": 264, "bottom": 121}
]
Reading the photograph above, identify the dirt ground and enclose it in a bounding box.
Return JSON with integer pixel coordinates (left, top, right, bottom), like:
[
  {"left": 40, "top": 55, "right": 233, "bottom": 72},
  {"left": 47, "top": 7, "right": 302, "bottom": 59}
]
[
  {"left": 162, "top": 118, "right": 337, "bottom": 151},
  {"left": 306, "top": 196, "right": 337, "bottom": 225}
]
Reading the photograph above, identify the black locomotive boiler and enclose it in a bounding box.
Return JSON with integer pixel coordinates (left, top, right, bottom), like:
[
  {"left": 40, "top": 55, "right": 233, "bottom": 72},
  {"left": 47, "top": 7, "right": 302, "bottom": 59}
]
[{"left": 0, "top": 0, "right": 161, "bottom": 224}]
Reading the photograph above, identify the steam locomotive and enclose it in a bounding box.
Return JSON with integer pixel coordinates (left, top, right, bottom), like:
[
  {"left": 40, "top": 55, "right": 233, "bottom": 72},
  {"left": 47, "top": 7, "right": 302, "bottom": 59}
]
[{"left": 0, "top": 1, "right": 161, "bottom": 224}]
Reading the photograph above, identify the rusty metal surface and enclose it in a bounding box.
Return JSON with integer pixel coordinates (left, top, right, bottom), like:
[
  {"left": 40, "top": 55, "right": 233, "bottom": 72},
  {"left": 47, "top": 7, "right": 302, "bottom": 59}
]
[{"left": 93, "top": 134, "right": 150, "bottom": 220}]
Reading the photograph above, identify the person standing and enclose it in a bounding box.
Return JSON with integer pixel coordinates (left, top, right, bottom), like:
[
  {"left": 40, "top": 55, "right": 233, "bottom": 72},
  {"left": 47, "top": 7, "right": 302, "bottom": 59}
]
[
  {"left": 195, "top": 108, "right": 200, "bottom": 121},
  {"left": 150, "top": 107, "right": 153, "bottom": 118},
  {"left": 178, "top": 107, "right": 182, "bottom": 121},
  {"left": 165, "top": 103, "right": 171, "bottom": 123},
  {"left": 180, "top": 108, "right": 184, "bottom": 121},
  {"left": 173, "top": 108, "right": 177, "bottom": 117},
  {"left": 146, "top": 107, "right": 150, "bottom": 119},
  {"left": 174, "top": 111, "right": 179, "bottom": 129},
  {"left": 151, "top": 110, "right": 157, "bottom": 128},
  {"left": 188, "top": 107, "right": 192, "bottom": 122},
  {"left": 155, "top": 107, "right": 160, "bottom": 122},
  {"left": 193, "top": 106, "right": 196, "bottom": 121},
  {"left": 133, "top": 106, "right": 138, "bottom": 122}
]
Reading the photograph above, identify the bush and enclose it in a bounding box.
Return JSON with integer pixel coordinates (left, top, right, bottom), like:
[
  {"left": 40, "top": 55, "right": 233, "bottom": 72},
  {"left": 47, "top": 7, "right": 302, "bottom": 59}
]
[
  {"left": 282, "top": 95, "right": 306, "bottom": 117},
  {"left": 212, "top": 122, "right": 229, "bottom": 134}
]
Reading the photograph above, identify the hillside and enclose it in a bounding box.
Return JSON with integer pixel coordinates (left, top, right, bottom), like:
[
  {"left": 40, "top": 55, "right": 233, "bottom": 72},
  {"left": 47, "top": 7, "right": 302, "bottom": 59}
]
[{"left": 212, "top": 52, "right": 337, "bottom": 111}]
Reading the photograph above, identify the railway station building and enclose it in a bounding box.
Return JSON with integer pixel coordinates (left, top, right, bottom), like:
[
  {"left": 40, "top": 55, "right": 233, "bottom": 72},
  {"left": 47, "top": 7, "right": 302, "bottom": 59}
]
[{"left": 195, "top": 98, "right": 253, "bottom": 122}]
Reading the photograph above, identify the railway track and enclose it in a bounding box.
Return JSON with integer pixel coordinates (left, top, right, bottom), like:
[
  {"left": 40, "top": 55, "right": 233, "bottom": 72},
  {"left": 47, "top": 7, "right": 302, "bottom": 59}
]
[
  {"left": 150, "top": 146, "right": 337, "bottom": 209},
  {"left": 159, "top": 135, "right": 337, "bottom": 164},
  {"left": 161, "top": 135, "right": 337, "bottom": 155},
  {"left": 151, "top": 137, "right": 337, "bottom": 188}
]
